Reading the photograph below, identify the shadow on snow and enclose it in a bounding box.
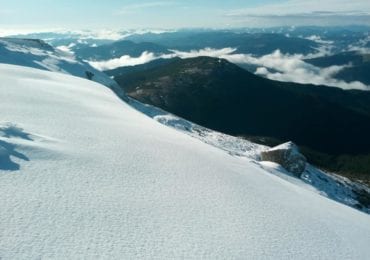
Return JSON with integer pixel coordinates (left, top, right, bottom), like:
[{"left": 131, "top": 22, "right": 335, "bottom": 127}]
[{"left": 0, "top": 124, "right": 31, "bottom": 171}]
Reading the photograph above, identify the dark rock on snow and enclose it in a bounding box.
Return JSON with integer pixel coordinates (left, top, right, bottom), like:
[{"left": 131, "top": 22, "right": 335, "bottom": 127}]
[{"left": 261, "top": 142, "right": 307, "bottom": 177}]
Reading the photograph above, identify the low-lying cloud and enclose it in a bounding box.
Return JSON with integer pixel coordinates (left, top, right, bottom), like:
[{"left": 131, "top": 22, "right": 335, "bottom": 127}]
[
  {"left": 225, "top": 0, "right": 370, "bottom": 27},
  {"left": 56, "top": 43, "right": 76, "bottom": 55},
  {"left": 227, "top": 2, "right": 370, "bottom": 17},
  {"left": 88, "top": 51, "right": 158, "bottom": 70},
  {"left": 348, "top": 35, "right": 370, "bottom": 54},
  {"left": 252, "top": 54, "right": 366, "bottom": 90},
  {"left": 88, "top": 47, "right": 369, "bottom": 90},
  {"left": 87, "top": 47, "right": 237, "bottom": 70},
  {"left": 169, "top": 48, "right": 237, "bottom": 59},
  {"left": 224, "top": 50, "right": 369, "bottom": 90}
]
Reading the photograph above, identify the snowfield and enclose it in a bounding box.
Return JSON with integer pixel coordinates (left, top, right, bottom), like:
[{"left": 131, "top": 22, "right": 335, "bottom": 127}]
[
  {"left": 129, "top": 98, "right": 370, "bottom": 213},
  {"left": 1, "top": 64, "right": 370, "bottom": 259},
  {"left": 0, "top": 38, "right": 125, "bottom": 98}
]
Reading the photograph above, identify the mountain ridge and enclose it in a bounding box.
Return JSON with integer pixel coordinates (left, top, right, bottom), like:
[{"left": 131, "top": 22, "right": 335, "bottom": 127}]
[
  {"left": 110, "top": 56, "right": 370, "bottom": 182},
  {"left": 1, "top": 63, "right": 370, "bottom": 258}
]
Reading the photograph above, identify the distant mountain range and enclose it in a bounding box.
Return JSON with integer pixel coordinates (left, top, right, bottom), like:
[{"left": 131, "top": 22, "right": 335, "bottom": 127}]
[
  {"left": 306, "top": 51, "right": 370, "bottom": 85},
  {"left": 69, "top": 32, "right": 318, "bottom": 63},
  {"left": 3, "top": 27, "right": 370, "bottom": 182},
  {"left": 10, "top": 28, "right": 370, "bottom": 88},
  {"left": 125, "top": 32, "right": 319, "bottom": 55},
  {"left": 109, "top": 57, "right": 370, "bottom": 183},
  {"left": 2, "top": 47, "right": 370, "bottom": 259},
  {"left": 75, "top": 40, "right": 170, "bottom": 61},
  {"left": 120, "top": 28, "right": 367, "bottom": 56}
]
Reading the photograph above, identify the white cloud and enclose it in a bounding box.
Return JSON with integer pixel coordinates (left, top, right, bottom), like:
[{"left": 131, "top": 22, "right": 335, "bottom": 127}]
[
  {"left": 255, "top": 67, "right": 269, "bottom": 75},
  {"left": 172, "top": 48, "right": 368, "bottom": 90},
  {"left": 88, "top": 48, "right": 236, "bottom": 70},
  {"left": 348, "top": 46, "right": 370, "bottom": 54},
  {"left": 89, "top": 47, "right": 369, "bottom": 90},
  {"left": 225, "top": 0, "right": 370, "bottom": 27},
  {"left": 227, "top": 0, "right": 370, "bottom": 17},
  {"left": 301, "top": 35, "right": 334, "bottom": 58},
  {"left": 59, "top": 30, "right": 127, "bottom": 41},
  {"left": 56, "top": 43, "right": 76, "bottom": 55},
  {"left": 88, "top": 51, "right": 158, "bottom": 70},
  {"left": 221, "top": 50, "right": 369, "bottom": 90},
  {"left": 81, "top": 30, "right": 126, "bottom": 41},
  {"left": 348, "top": 35, "right": 370, "bottom": 54},
  {"left": 305, "top": 35, "right": 334, "bottom": 45},
  {"left": 168, "top": 48, "right": 237, "bottom": 58},
  {"left": 0, "top": 28, "right": 177, "bottom": 41},
  {"left": 0, "top": 28, "right": 60, "bottom": 37}
]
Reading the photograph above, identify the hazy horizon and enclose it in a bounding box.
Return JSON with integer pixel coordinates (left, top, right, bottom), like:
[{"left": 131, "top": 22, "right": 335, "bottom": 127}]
[{"left": 1, "top": 0, "right": 369, "bottom": 31}]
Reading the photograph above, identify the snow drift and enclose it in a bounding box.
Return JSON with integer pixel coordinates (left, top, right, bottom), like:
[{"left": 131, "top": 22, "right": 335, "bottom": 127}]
[{"left": 1, "top": 63, "right": 370, "bottom": 259}]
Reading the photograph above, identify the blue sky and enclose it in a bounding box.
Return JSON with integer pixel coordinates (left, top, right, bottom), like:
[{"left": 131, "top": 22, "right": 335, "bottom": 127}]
[{"left": 0, "top": 0, "right": 369, "bottom": 29}]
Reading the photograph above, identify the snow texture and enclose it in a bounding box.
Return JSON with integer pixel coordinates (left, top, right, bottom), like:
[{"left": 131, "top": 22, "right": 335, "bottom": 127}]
[
  {"left": 1, "top": 64, "right": 370, "bottom": 259},
  {"left": 0, "top": 38, "right": 125, "bottom": 99},
  {"left": 129, "top": 98, "right": 370, "bottom": 214}
]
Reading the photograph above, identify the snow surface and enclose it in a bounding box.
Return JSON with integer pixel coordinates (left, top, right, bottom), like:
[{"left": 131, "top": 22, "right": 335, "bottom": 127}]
[
  {"left": 268, "top": 141, "right": 299, "bottom": 153},
  {"left": 1, "top": 64, "right": 370, "bottom": 259},
  {"left": 129, "top": 98, "right": 370, "bottom": 213},
  {"left": 128, "top": 98, "right": 267, "bottom": 161},
  {"left": 0, "top": 38, "right": 125, "bottom": 99}
]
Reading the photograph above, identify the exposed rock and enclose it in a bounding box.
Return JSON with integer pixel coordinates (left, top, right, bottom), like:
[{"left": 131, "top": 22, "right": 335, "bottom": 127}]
[
  {"left": 261, "top": 142, "right": 307, "bottom": 177},
  {"left": 85, "top": 71, "right": 94, "bottom": 80}
]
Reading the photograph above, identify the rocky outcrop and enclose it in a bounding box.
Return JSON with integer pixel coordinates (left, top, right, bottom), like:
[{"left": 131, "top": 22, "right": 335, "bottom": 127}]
[
  {"left": 85, "top": 71, "right": 95, "bottom": 80},
  {"left": 261, "top": 142, "right": 307, "bottom": 177}
]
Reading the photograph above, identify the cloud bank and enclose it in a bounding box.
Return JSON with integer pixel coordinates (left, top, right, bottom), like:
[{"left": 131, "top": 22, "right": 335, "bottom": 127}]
[
  {"left": 88, "top": 47, "right": 369, "bottom": 90},
  {"left": 251, "top": 51, "right": 367, "bottom": 90},
  {"left": 225, "top": 0, "right": 370, "bottom": 27},
  {"left": 88, "top": 51, "right": 158, "bottom": 70},
  {"left": 168, "top": 48, "right": 238, "bottom": 59},
  {"left": 227, "top": 0, "right": 370, "bottom": 17},
  {"left": 348, "top": 35, "right": 370, "bottom": 54},
  {"left": 56, "top": 43, "right": 76, "bottom": 55},
  {"left": 87, "top": 48, "right": 237, "bottom": 70}
]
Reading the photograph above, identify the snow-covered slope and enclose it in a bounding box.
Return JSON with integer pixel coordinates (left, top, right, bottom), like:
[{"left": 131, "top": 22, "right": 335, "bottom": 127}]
[
  {"left": 0, "top": 38, "right": 125, "bottom": 98},
  {"left": 1, "top": 64, "right": 370, "bottom": 259},
  {"left": 129, "top": 98, "right": 370, "bottom": 213}
]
